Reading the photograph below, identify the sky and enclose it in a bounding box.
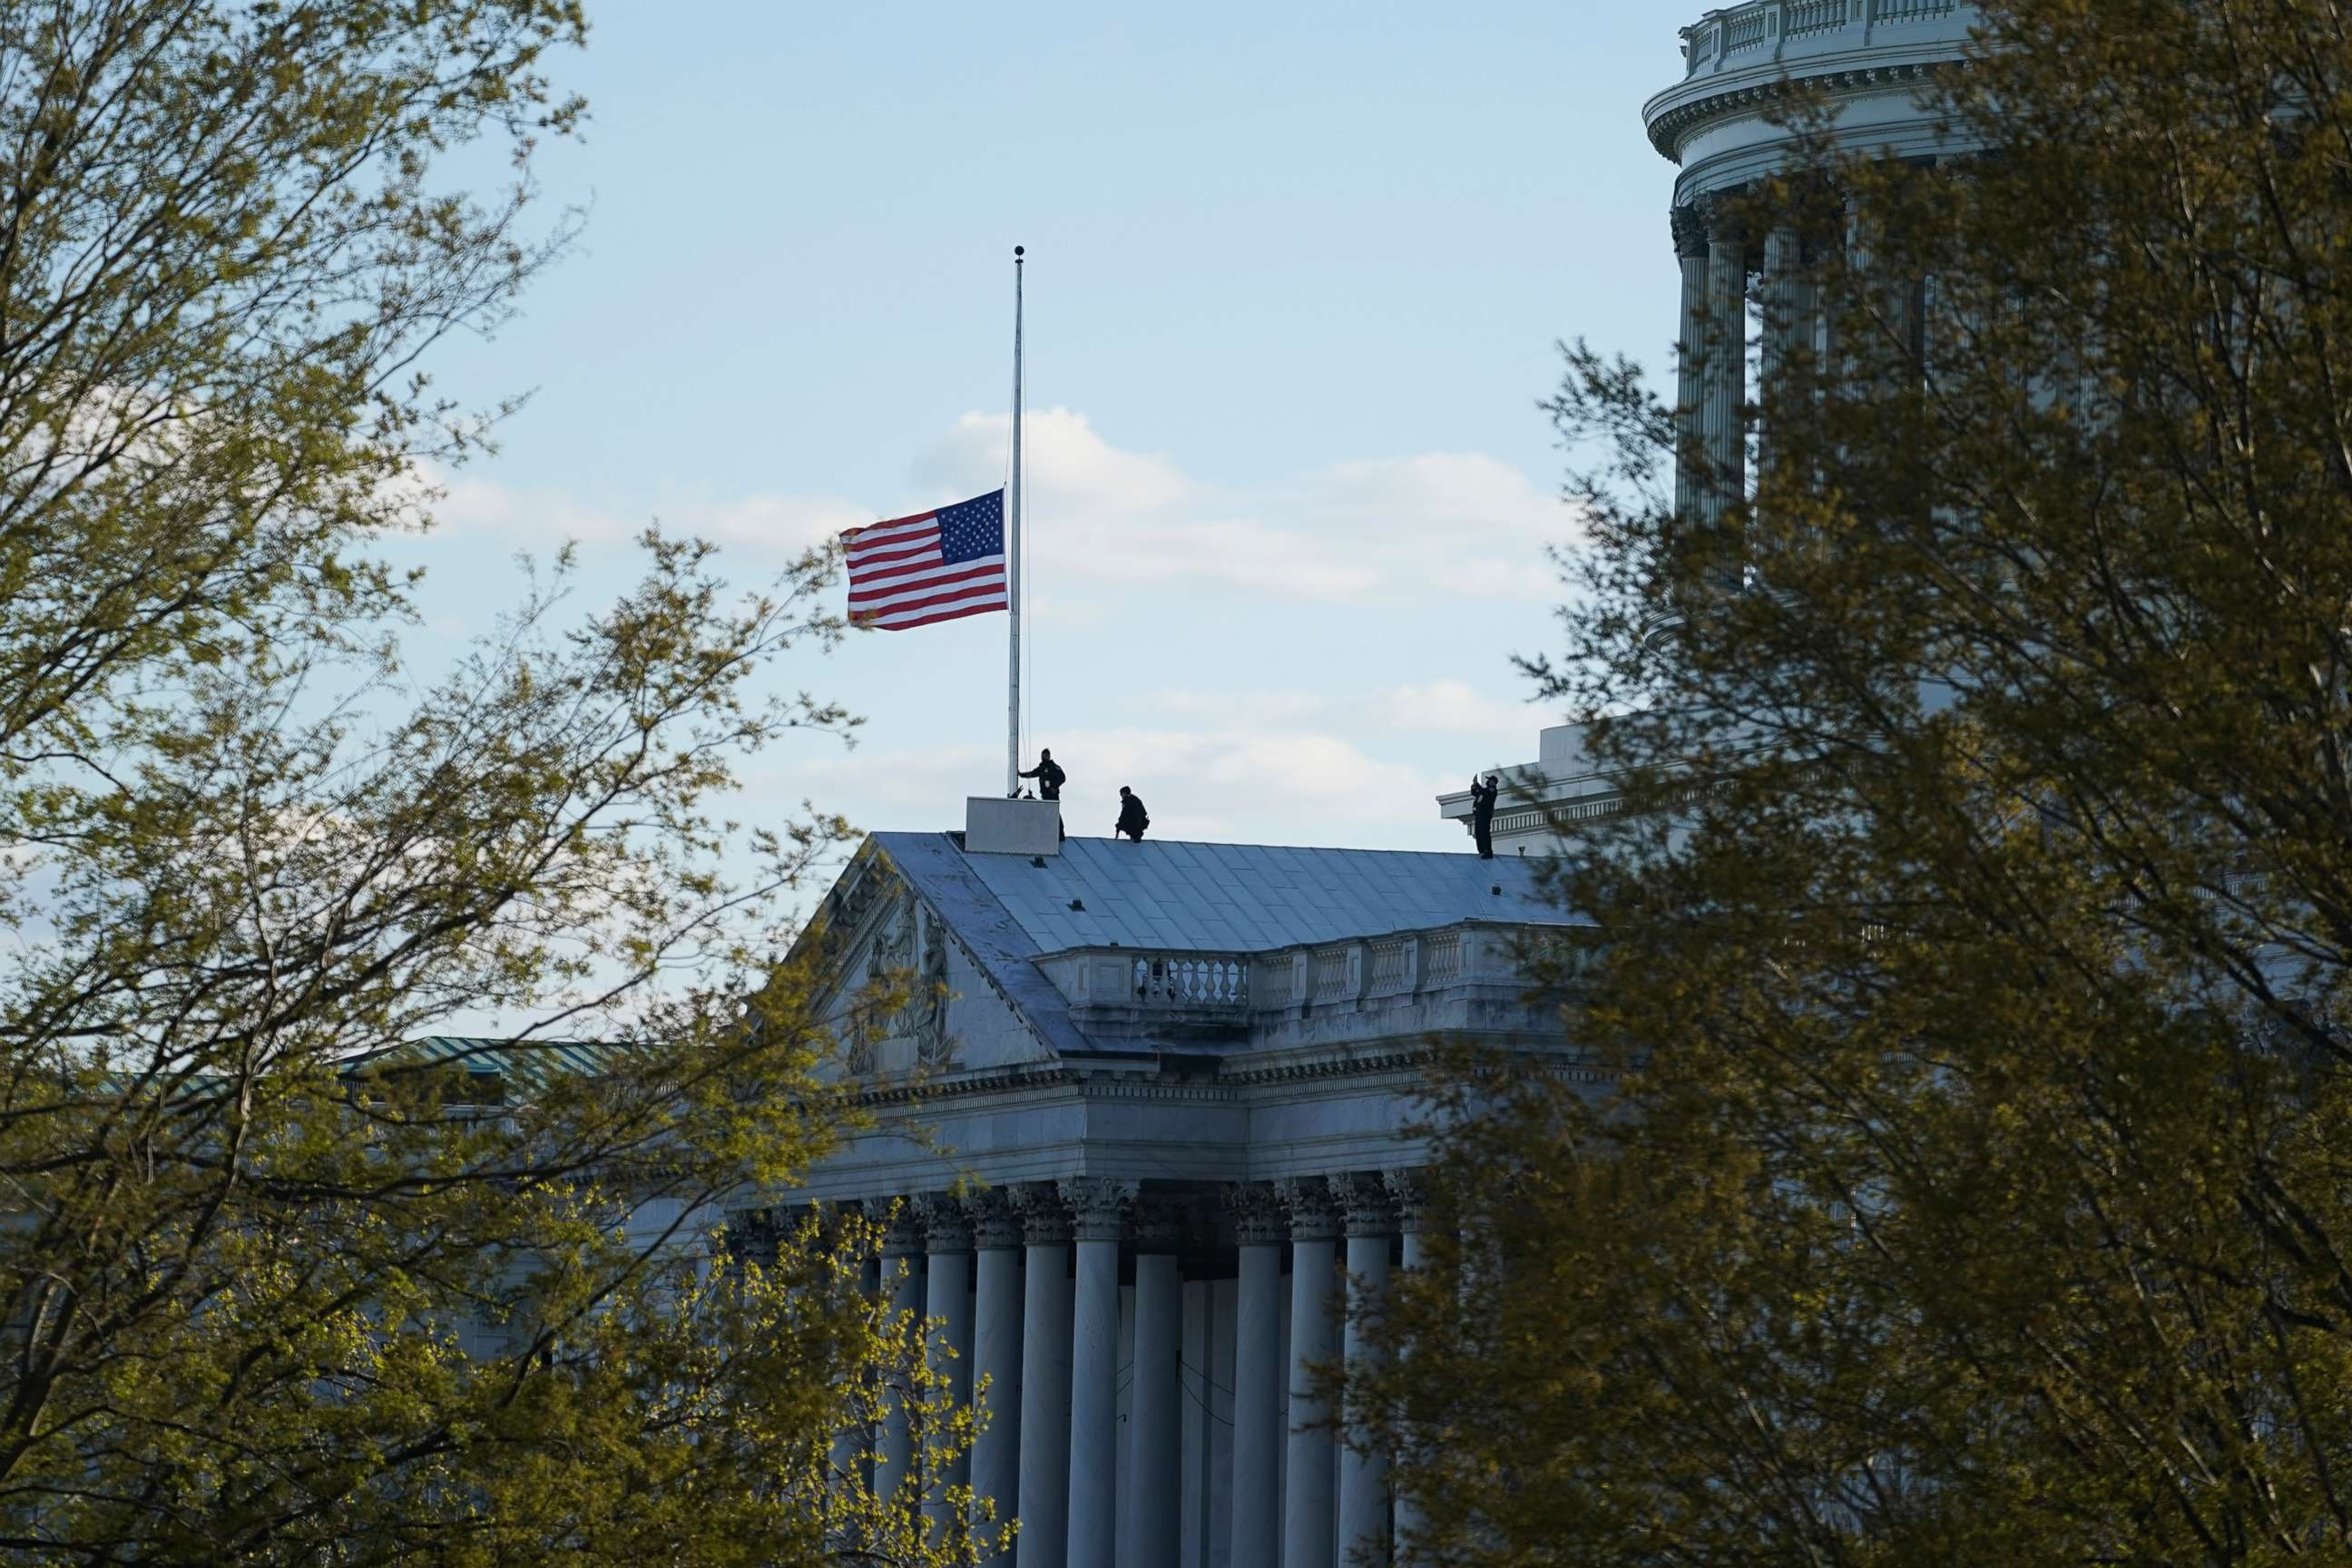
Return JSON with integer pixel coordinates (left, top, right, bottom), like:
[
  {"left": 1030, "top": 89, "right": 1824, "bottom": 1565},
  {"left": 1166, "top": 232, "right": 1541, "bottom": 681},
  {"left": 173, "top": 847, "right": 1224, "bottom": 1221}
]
[{"left": 393, "top": 2, "right": 1688, "bottom": 858}]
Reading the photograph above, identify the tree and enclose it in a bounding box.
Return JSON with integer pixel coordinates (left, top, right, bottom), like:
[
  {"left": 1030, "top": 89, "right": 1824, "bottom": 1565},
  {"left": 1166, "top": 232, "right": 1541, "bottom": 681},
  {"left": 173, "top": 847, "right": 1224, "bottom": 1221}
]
[
  {"left": 1353, "top": 2, "right": 2352, "bottom": 1562},
  {"left": 0, "top": 4, "right": 997, "bottom": 1563}
]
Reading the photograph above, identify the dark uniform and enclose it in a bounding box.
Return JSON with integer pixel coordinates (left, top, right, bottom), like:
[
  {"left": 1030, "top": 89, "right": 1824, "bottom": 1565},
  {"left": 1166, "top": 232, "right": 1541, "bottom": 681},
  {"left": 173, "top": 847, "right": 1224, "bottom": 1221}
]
[
  {"left": 1115, "top": 787, "right": 1150, "bottom": 842},
  {"left": 1470, "top": 775, "right": 1500, "bottom": 859},
  {"left": 1017, "top": 751, "right": 1066, "bottom": 800}
]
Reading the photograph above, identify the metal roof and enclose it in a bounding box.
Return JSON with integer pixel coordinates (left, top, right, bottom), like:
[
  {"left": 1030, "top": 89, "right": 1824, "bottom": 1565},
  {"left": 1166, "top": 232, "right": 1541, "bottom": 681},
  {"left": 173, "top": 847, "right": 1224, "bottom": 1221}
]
[
  {"left": 871, "top": 832, "right": 1584, "bottom": 958},
  {"left": 343, "top": 1036, "right": 625, "bottom": 1085}
]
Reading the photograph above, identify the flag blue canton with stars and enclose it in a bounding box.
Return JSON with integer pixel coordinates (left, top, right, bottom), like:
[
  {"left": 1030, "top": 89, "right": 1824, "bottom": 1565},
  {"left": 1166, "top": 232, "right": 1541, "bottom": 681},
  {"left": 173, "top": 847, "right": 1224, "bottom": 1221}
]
[
  {"left": 840, "top": 486, "right": 1009, "bottom": 631},
  {"left": 936, "top": 489, "right": 1004, "bottom": 563}
]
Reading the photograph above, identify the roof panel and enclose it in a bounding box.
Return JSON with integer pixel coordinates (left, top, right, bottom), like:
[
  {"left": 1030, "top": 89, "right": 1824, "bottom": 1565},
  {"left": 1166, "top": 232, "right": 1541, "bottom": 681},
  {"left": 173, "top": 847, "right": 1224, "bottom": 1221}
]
[{"left": 873, "top": 833, "right": 1584, "bottom": 958}]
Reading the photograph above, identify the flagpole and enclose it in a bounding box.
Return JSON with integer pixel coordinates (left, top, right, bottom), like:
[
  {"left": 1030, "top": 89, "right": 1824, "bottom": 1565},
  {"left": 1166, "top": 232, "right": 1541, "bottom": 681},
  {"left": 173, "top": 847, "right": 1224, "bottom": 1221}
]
[{"left": 1006, "top": 245, "right": 1024, "bottom": 799}]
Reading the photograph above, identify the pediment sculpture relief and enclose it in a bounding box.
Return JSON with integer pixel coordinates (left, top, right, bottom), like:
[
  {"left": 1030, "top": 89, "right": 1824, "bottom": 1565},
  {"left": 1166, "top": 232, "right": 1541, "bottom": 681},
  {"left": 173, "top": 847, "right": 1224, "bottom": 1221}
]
[{"left": 914, "top": 908, "right": 953, "bottom": 1068}]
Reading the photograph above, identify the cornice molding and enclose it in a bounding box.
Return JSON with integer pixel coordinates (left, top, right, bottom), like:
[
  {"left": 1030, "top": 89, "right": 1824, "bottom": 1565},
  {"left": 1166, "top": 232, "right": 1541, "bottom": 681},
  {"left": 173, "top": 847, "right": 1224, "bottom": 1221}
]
[
  {"left": 1647, "top": 57, "right": 1964, "bottom": 163},
  {"left": 846, "top": 1045, "right": 1619, "bottom": 1116}
]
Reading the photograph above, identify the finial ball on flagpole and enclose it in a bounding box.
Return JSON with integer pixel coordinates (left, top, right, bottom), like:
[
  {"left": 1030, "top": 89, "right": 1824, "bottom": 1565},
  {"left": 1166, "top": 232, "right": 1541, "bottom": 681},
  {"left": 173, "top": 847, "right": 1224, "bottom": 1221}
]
[{"left": 1014, "top": 245, "right": 1024, "bottom": 259}]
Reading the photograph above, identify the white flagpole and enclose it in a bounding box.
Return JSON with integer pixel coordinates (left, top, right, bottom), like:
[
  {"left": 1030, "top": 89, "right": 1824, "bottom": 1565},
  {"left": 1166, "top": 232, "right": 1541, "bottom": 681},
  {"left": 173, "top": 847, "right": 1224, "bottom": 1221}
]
[{"left": 1006, "top": 245, "right": 1024, "bottom": 798}]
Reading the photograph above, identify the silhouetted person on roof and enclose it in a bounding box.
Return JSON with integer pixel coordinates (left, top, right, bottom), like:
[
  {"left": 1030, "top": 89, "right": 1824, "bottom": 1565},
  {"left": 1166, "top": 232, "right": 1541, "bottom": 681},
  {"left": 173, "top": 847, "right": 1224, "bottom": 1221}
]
[
  {"left": 1115, "top": 786, "right": 1150, "bottom": 842},
  {"left": 1016, "top": 749, "right": 1066, "bottom": 800},
  {"left": 1470, "top": 773, "right": 1500, "bottom": 858}
]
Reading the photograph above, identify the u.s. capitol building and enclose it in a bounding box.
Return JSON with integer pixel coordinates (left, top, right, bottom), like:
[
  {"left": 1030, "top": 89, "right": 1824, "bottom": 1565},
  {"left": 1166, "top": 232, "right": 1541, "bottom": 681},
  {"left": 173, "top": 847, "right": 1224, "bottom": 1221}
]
[{"left": 769, "top": 5, "right": 1985, "bottom": 1566}]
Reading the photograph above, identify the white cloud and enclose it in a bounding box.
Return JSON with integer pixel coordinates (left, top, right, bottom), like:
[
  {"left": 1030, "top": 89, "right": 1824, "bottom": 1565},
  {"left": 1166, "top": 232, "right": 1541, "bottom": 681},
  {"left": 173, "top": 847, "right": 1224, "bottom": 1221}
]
[
  {"left": 662, "top": 492, "right": 870, "bottom": 555},
  {"left": 767, "top": 672, "right": 1547, "bottom": 851},
  {"left": 918, "top": 408, "right": 1575, "bottom": 603},
  {"left": 1143, "top": 679, "right": 1543, "bottom": 750},
  {"left": 403, "top": 407, "right": 1577, "bottom": 604},
  {"left": 424, "top": 464, "right": 632, "bottom": 546},
  {"left": 782, "top": 725, "right": 1447, "bottom": 848},
  {"left": 918, "top": 407, "right": 1190, "bottom": 519},
  {"left": 1361, "top": 679, "right": 1542, "bottom": 740}
]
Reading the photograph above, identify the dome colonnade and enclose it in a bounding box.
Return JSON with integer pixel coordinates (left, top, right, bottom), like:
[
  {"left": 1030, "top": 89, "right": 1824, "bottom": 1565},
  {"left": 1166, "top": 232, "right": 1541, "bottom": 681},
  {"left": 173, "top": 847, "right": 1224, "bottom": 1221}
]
[{"left": 1643, "top": 0, "right": 1986, "bottom": 530}]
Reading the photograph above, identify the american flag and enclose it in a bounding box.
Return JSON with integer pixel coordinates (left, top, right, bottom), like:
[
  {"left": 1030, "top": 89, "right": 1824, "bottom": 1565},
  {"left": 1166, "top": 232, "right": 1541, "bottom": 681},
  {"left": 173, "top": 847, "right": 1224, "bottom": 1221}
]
[{"left": 841, "top": 488, "right": 1009, "bottom": 631}]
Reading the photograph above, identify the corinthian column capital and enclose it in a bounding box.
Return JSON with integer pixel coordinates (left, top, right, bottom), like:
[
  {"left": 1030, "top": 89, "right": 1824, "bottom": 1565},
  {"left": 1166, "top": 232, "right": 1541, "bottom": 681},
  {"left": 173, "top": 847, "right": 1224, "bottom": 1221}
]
[
  {"left": 1225, "top": 1181, "right": 1288, "bottom": 1247},
  {"left": 912, "top": 1192, "right": 973, "bottom": 1252},
  {"left": 1131, "top": 1193, "right": 1193, "bottom": 1255},
  {"left": 965, "top": 1187, "right": 1024, "bottom": 1250},
  {"left": 1275, "top": 1175, "right": 1341, "bottom": 1243},
  {"left": 1012, "top": 1181, "right": 1073, "bottom": 1246},
  {"left": 870, "top": 1197, "right": 925, "bottom": 1258},
  {"left": 1058, "top": 1175, "right": 1139, "bottom": 1242},
  {"left": 1329, "top": 1172, "right": 1396, "bottom": 1238},
  {"left": 1384, "top": 1168, "right": 1432, "bottom": 1234},
  {"left": 1671, "top": 201, "right": 1710, "bottom": 260}
]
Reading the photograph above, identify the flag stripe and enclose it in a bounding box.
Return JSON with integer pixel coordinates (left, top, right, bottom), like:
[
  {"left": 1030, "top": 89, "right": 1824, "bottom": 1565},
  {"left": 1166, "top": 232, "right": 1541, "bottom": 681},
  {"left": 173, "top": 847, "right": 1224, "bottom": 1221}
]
[
  {"left": 845, "top": 512, "right": 940, "bottom": 547},
  {"left": 853, "top": 576, "right": 1011, "bottom": 619},
  {"left": 863, "top": 594, "right": 1009, "bottom": 631},
  {"left": 841, "top": 540, "right": 940, "bottom": 571},
  {"left": 848, "top": 550, "right": 958, "bottom": 587},
  {"left": 848, "top": 555, "right": 1004, "bottom": 600}
]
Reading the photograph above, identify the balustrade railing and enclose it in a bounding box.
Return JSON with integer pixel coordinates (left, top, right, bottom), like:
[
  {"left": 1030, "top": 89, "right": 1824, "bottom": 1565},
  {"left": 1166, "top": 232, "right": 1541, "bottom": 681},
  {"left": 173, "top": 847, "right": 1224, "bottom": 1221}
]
[
  {"left": 1050, "top": 920, "right": 1563, "bottom": 1024},
  {"left": 1786, "top": 0, "right": 1848, "bottom": 36},
  {"left": 1312, "top": 946, "right": 1350, "bottom": 1004},
  {"left": 1422, "top": 933, "right": 1463, "bottom": 988},
  {"left": 1723, "top": 8, "right": 1771, "bottom": 52},
  {"left": 1683, "top": 0, "right": 1969, "bottom": 77},
  {"left": 1132, "top": 955, "right": 1249, "bottom": 1007}
]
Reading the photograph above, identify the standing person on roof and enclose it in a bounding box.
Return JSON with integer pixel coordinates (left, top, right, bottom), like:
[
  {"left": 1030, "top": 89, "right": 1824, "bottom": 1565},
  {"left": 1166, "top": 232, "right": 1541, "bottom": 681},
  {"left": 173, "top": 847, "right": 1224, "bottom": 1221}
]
[
  {"left": 1470, "top": 773, "right": 1501, "bottom": 859},
  {"left": 1115, "top": 786, "right": 1150, "bottom": 842},
  {"left": 1018, "top": 749, "right": 1068, "bottom": 840},
  {"left": 1015, "top": 749, "right": 1065, "bottom": 800}
]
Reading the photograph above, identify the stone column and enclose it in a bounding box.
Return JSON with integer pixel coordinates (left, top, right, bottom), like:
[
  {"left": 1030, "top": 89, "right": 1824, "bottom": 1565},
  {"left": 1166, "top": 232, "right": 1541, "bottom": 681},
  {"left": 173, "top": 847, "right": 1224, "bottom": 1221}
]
[
  {"left": 1016, "top": 1185, "right": 1074, "bottom": 1568},
  {"left": 1062, "top": 1177, "right": 1135, "bottom": 1568},
  {"left": 1226, "top": 1184, "right": 1287, "bottom": 1568},
  {"left": 919, "top": 1196, "right": 976, "bottom": 1537},
  {"left": 1279, "top": 1176, "right": 1340, "bottom": 1568},
  {"left": 968, "top": 1190, "right": 1024, "bottom": 1553},
  {"left": 878, "top": 1200, "right": 927, "bottom": 1503},
  {"left": 1671, "top": 202, "right": 1711, "bottom": 526},
  {"left": 1385, "top": 1171, "right": 1431, "bottom": 1561},
  {"left": 1759, "top": 222, "right": 1811, "bottom": 502},
  {"left": 1704, "top": 215, "right": 1750, "bottom": 532},
  {"left": 1123, "top": 1199, "right": 1186, "bottom": 1568},
  {"left": 1842, "top": 188, "right": 1878, "bottom": 387},
  {"left": 1335, "top": 1176, "right": 1395, "bottom": 1565}
]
